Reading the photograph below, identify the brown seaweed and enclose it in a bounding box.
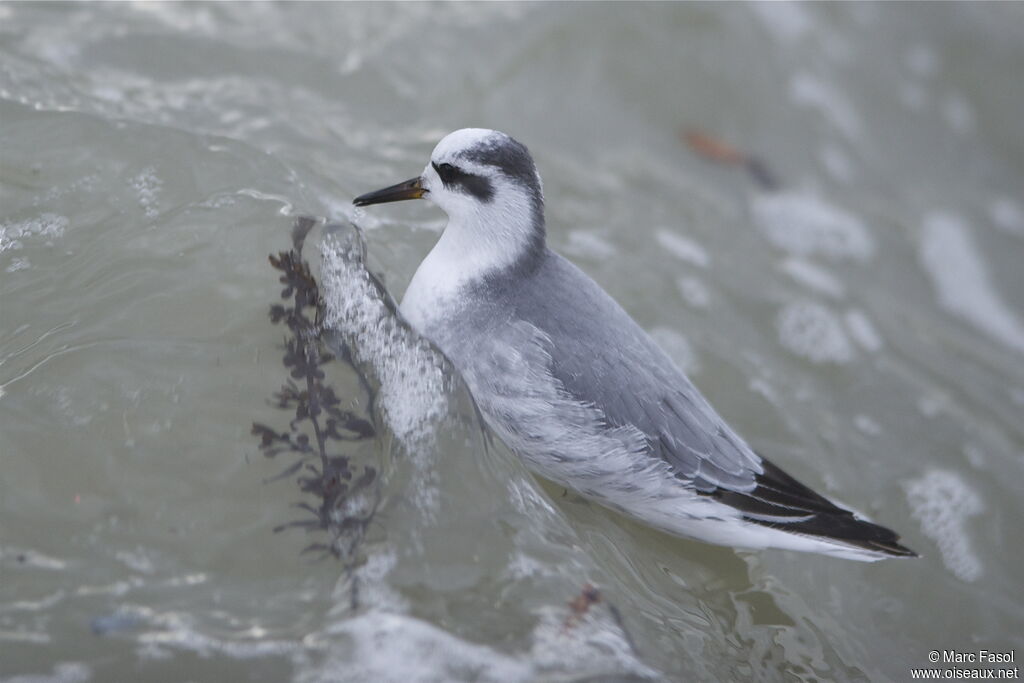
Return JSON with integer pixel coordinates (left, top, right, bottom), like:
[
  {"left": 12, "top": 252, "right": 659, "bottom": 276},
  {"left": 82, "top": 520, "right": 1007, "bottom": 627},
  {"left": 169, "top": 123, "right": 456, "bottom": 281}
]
[{"left": 252, "top": 216, "right": 379, "bottom": 575}]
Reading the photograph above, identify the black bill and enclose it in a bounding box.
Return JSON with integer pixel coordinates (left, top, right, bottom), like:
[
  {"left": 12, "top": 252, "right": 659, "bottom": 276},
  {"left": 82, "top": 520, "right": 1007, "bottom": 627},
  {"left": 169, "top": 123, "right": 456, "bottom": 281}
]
[{"left": 353, "top": 177, "right": 425, "bottom": 207}]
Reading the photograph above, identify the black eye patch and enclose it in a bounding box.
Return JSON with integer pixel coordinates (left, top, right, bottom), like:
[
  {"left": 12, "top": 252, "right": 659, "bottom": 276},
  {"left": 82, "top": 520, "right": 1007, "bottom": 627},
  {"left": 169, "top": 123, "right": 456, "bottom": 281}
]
[{"left": 432, "top": 162, "right": 494, "bottom": 202}]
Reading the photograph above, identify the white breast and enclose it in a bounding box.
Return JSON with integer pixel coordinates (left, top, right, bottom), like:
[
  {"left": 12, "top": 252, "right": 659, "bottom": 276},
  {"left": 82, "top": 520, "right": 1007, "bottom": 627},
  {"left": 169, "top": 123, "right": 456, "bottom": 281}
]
[
  {"left": 399, "top": 247, "right": 467, "bottom": 334},
  {"left": 401, "top": 218, "right": 528, "bottom": 334}
]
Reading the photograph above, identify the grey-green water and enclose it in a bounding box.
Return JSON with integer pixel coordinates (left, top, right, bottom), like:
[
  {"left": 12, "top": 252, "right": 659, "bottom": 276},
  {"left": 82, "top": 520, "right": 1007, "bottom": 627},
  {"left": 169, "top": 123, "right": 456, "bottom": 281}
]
[{"left": 2, "top": 3, "right": 1023, "bottom": 681}]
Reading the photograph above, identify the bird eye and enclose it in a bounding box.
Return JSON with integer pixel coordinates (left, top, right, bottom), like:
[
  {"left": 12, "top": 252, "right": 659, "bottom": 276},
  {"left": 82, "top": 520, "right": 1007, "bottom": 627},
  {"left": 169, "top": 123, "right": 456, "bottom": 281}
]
[
  {"left": 433, "top": 162, "right": 460, "bottom": 183},
  {"left": 429, "top": 161, "right": 493, "bottom": 201}
]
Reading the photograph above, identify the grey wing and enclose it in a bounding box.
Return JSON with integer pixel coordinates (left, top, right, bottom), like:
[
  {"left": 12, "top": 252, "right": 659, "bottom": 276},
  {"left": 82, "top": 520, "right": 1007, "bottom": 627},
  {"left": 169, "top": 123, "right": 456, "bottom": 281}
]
[
  {"left": 548, "top": 325, "right": 763, "bottom": 493},
  {"left": 493, "top": 253, "right": 918, "bottom": 558},
  {"left": 515, "top": 254, "right": 764, "bottom": 493}
]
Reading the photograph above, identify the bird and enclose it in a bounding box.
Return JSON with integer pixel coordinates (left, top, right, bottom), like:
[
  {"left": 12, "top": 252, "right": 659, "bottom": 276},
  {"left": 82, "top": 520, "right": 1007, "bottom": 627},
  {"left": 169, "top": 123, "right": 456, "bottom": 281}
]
[{"left": 353, "top": 128, "right": 916, "bottom": 562}]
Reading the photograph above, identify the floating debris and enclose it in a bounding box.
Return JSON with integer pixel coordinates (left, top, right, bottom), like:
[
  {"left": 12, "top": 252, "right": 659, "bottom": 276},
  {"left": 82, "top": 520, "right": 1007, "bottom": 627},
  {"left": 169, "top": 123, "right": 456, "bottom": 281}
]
[
  {"left": 91, "top": 611, "right": 144, "bottom": 637},
  {"left": 683, "top": 129, "right": 780, "bottom": 191},
  {"left": 562, "top": 583, "right": 602, "bottom": 635}
]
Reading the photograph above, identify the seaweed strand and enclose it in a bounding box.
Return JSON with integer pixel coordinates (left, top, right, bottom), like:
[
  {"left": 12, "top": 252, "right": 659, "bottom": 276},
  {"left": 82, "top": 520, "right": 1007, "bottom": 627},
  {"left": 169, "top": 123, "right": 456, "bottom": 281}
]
[{"left": 252, "top": 217, "right": 379, "bottom": 576}]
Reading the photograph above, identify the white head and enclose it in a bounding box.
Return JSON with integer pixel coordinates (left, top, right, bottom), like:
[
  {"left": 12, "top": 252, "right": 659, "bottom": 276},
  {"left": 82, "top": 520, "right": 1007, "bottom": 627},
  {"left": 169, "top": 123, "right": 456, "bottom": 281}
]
[{"left": 354, "top": 128, "right": 546, "bottom": 278}]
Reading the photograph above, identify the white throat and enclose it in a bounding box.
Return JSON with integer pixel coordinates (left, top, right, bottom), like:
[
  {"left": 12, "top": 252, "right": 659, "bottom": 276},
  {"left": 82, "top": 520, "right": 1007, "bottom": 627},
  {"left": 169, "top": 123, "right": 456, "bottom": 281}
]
[{"left": 400, "top": 187, "right": 541, "bottom": 333}]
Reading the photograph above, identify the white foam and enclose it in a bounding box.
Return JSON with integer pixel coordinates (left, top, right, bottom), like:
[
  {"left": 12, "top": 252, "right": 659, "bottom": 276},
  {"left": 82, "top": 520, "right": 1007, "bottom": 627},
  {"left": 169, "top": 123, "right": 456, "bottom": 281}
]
[
  {"left": 776, "top": 300, "right": 853, "bottom": 364},
  {"left": 505, "top": 478, "right": 558, "bottom": 518},
  {"left": 750, "top": 2, "right": 811, "bottom": 44},
  {"left": 779, "top": 257, "right": 846, "bottom": 298},
  {"left": 962, "top": 444, "right": 986, "bottom": 469},
  {"left": 30, "top": 174, "right": 99, "bottom": 208},
  {"left": 941, "top": 93, "right": 975, "bottom": 134},
  {"left": 129, "top": 167, "right": 163, "bottom": 219},
  {"left": 655, "top": 229, "right": 710, "bottom": 268},
  {"left": 649, "top": 327, "right": 699, "bottom": 375},
  {"left": 899, "top": 83, "right": 928, "bottom": 111},
  {"left": 115, "top": 547, "right": 156, "bottom": 575},
  {"left": 1, "top": 662, "right": 91, "bottom": 683},
  {"left": 988, "top": 197, "right": 1024, "bottom": 237},
  {"left": 906, "top": 44, "right": 939, "bottom": 78},
  {"left": 320, "top": 227, "right": 449, "bottom": 518},
  {"left": 504, "top": 552, "right": 552, "bottom": 582},
  {"left": 916, "top": 393, "right": 949, "bottom": 419},
  {"left": 853, "top": 414, "right": 881, "bottom": 436},
  {"left": 1011, "top": 387, "right": 1024, "bottom": 408},
  {"left": 789, "top": 71, "right": 863, "bottom": 140},
  {"left": 0, "top": 546, "right": 68, "bottom": 571},
  {"left": 308, "top": 590, "right": 652, "bottom": 682},
  {"left": 133, "top": 608, "right": 298, "bottom": 661},
  {"left": 529, "top": 605, "right": 657, "bottom": 680},
  {"left": 751, "top": 191, "right": 874, "bottom": 262},
  {"left": 339, "top": 549, "right": 408, "bottom": 614},
  {"left": 311, "top": 612, "right": 532, "bottom": 683},
  {"left": 6, "top": 257, "right": 30, "bottom": 272},
  {"left": 0, "top": 214, "right": 69, "bottom": 253},
  {"left": 819, "top": 144, "right": 854, "bottom": 182},
  {"left": 321, "top": 231, "right": 449, "bottom": 446},
  {"left": 844, "top": 308, "right": 884, "bottom": 352},
  {"left": 563, "top": 230, "right": 615, "bottom": 260},
  {"left": 919, "top": 212, "right": 1024, "bottom": 354},
  {"left": 676, "top": 275, "right": 710, "bottom": 309},
  {"left": 904, "top": 469, "right": 983, "bottom": 582}
]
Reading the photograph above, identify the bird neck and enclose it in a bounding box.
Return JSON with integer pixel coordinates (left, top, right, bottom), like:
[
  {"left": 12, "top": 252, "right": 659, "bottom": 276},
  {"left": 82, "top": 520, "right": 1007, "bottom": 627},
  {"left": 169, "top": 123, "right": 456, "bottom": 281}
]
[{"left": 400, "top": 194, "right": 545, "bottom": 330}]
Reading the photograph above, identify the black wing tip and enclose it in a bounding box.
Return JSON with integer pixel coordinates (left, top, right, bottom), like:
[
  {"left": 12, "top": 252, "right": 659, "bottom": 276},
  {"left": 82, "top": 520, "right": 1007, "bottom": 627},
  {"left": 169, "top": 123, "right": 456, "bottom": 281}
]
[
  {"left": 801, "top": 514, "right": 918, "bottom": 558},
  {"left": 869, "top": 538, "right": 919, "bottom": 558},
  {"left": 748, "top": 514, "right": 919, "bottom": 559},
  {"left": 853, "top": 521, "right": 919, "bottom": 558},
  {"left": 711, "top": 456, "right": 919, "bottom": 559}
]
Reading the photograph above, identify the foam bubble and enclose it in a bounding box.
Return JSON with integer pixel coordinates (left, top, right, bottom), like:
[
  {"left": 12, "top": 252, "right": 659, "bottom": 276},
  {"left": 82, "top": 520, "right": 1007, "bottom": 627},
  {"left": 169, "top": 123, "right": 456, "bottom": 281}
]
[
  {"left": 962, "top": 444, "right": 986, "bottom": 469},
  {"left": 906, "top": 44, "right": 939, "bottom": 78},
  {"left": 750, "top": 2, "right": 811, "bottom": 44},
  {"left": 676, "top": 275, "right": 710, "bottom": 309},
  {"left": 563, "top": 230, "right": 615, "bottom": 260},
  {"left": 649, "top": 327, "right": 699, "bottom": 374},
  {"left": 1011, "top": 387, "right": 1024, "bottom": 408},
  {"left": 941, "top": 93, "right": 975, "bottom": 134},
  {"left": 310, "top": 592, "right": 651, "bottom": 682},
  {"left": 780, "top": 257, "right": 846, "bottom": 298},
  {"left": 6, "top": 256, "right": 30, "bottom": 272},
  {"left": 919, "top": 212, "right": 1024, "bottom": 354},
  {"left": 819, "top": 143, "right": 855, "bottom": 182},
  {"left": 341, "top": 549, "right": 407, "bottom": 614},
  {"left": 789, "top": 72, "right": 863, "bottom": 140},
  {"left": 129, "top": 167, "right": 163, "bottom": 219},
  {"left": 1, "top": 662, "right": 91, "bottom": 683},
  {"left": 133, "top": 610, "right": 298, "bottom": 661},
  {"left": 853, "top": 414, "right": 881, "bottom": 436},
  {"left": 115, "top": 547, "right": 156, "bottom": 575},
  {"left": 0, "top": 214, "right": 69, "bottom": 253},
  {"left": 776, "top": 301, "right": 853, "bottom": 364},
  {"left": 904, "top": 469, "right": 983, "bottom": 582},
  {"left": 320, "top": 227, "right": 449, "bottom": 447},
  {"left": 529, "top": 605, "right": 657, "bottom": 680},
  {"left": 844, "top": 308, "right": 884, "bottom": 352},
  {"left": 312, "top": 612, "right": 531, "bottom": 683},
  {"left": 988, "top": 197, "right": 1024, "bottom": 237},
  {"left": 751, "top": 192, "right": 874, "bottom": 262},
  {"left": 31, "top": 173, "right": 98, "bottom": 207},
  {"left": 655, "top": 229, "right": 710, "bottom": 268},
  {"left": 899, "top": 83, "right": 928, "bottom": 111},
  {"left": 320, "top": 224, "right": 450, "bottom": 518},
  {"left": 0, "top": 546, "right": 68, "bottom": 571}
]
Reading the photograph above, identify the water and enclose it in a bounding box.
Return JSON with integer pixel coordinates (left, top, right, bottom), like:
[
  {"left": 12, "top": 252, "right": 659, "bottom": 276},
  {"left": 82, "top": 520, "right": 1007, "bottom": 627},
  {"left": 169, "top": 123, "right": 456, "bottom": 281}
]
[{"left": 2, "top": 3, "right": 1023, "bottom": 681}]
